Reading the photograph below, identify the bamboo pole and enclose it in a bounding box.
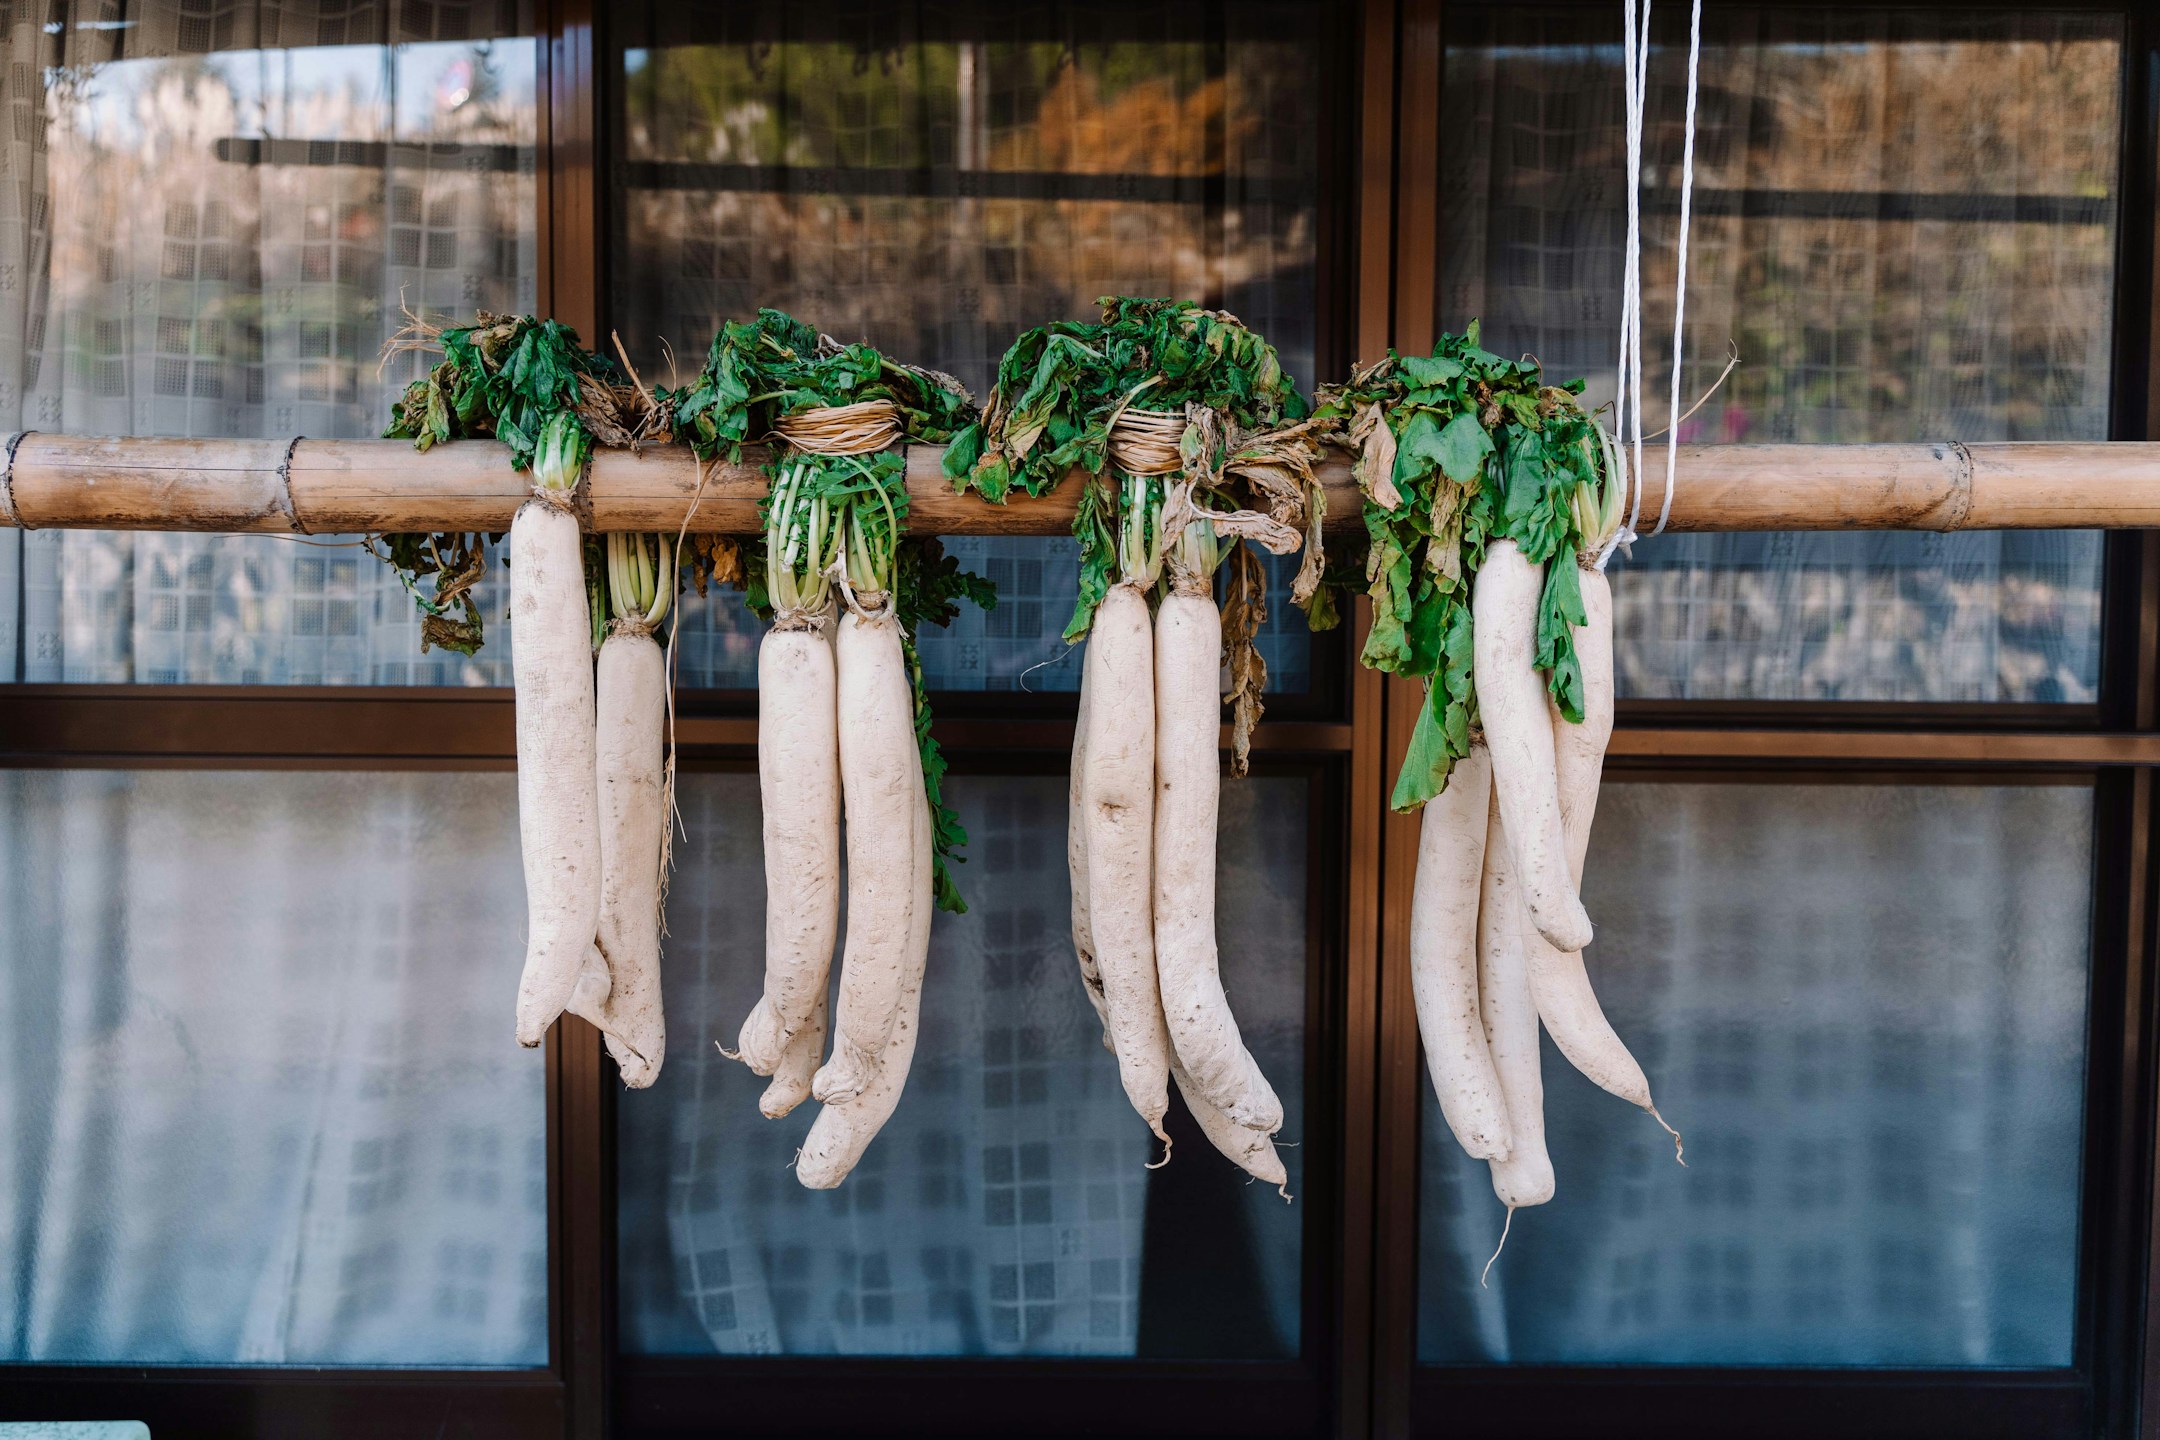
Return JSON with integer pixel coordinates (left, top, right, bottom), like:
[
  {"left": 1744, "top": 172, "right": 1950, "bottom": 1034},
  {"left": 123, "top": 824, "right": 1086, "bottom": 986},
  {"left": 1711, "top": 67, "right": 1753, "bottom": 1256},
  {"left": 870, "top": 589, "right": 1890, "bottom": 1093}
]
[{"left": 2, "top": 433, "right": 2158, "bottom": 534}]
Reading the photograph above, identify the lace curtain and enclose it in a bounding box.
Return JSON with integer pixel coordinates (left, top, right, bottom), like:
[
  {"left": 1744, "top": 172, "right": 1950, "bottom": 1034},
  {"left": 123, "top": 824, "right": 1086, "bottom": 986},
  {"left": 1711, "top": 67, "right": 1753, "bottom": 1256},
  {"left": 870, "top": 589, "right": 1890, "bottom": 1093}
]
[
  {"left": 0, "top": 769, "right": 546, "bottom": 1365},
  {"left": 1439, "top": 8, "right": 2117, "bottom": 702},
  {"left": 619, "top": 773, "right": 1308, "bottom": 1358},
  {"left": 1419, "top": 782, "right": 2091, "bottom": 1366},
  {"left": 0, "top": 0, "right": 535, "bottom": 684}
]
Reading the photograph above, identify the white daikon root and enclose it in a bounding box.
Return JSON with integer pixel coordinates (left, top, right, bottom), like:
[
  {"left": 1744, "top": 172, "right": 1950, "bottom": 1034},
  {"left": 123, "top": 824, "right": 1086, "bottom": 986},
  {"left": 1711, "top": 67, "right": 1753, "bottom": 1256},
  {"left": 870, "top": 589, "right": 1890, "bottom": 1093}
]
[
  {"left": 735, "top": 611, "right": 843, "bottom": 1076},
  {"left": 1072, "top": 632, "right": 1283, "bottom": 1184},
  {"left": 1480, "top": 794, "right": 1555, "bottom": 1215},
  {"left": 797, "top": 749, "right": 934, "bottom": 1188},
  {"left": 511, "top": 498, "right": 604, "bottom": 1048},
  {"left": 1172, "top": 1057, "right": 1289, "bottom": 1192},
  {"left": 1409, "top": 742, "right": 1512, "bottom": 1161},
  {"left": 1152, "top": 584, "right": 1285, "bottom": 1136},
  {"left": 1524, "top": 569, "right": 1639, "bottom": 1097},
  {"left": 1083, "top": 581, "right": 1174, "bottom": 1154},
  {"left": 1069, "top": 655, "right": 1113, "bottom": 1050},
  {"left": 1472, "top": 539, "right": 1593, "bottom": 954},
  {"left": 811, "top": 607, "right": 923, "bottom": 1103},
  {"left": 566, "top": 619, "right": 668, "bottom": 1087},
  {"left": 758, "top": 990, "right": 827, "bottom": 1120}
]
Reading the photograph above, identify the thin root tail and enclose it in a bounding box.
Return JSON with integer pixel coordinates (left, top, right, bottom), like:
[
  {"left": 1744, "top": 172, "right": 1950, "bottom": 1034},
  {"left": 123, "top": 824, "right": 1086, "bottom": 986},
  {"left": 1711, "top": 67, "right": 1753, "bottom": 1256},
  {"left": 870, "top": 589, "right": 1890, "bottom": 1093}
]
[
  {"left": 1647, "top": 1104, "right": 1685, "bottom": 1166},
  {"left": 1481, "top": 1206, "right": 1516, "bottom": 1289}
]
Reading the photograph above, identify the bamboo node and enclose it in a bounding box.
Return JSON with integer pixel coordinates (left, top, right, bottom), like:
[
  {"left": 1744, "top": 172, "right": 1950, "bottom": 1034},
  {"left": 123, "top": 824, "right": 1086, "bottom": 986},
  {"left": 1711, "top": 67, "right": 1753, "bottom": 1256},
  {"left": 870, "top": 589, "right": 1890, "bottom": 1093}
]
[
  {"left": 1941, "top": 440, "right": 1974, "bottom": 533},
  {"left": 274, "top": 435, "right": 304, "bottom": 533},
  {"left": 0, "top": 430, "right": 33, "bottom": 530}
]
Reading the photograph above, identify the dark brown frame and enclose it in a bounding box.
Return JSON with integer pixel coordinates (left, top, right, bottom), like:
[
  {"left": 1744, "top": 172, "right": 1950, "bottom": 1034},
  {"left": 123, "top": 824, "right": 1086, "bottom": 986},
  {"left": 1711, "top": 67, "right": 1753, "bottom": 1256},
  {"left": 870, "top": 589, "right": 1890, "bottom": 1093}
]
[{"left": 2, "top": 0, "right": 2158, "bottom": 1437}]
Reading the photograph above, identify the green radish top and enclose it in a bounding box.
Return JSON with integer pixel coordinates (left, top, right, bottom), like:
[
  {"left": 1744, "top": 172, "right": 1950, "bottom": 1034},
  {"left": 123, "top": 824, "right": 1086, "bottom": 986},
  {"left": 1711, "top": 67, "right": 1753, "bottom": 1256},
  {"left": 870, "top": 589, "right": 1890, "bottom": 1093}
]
[
  {"left": 379, "top": 313, "right": 655, "bottom": 654},
  {"left": 946, "top": 297, "right": 1318, "bottom": 645},
  {"left": 1314, "top": 322, "right": 1607, "bottom": 813},
  {"left": 667, "top": 307, "right": 973, "bottom": 465}
]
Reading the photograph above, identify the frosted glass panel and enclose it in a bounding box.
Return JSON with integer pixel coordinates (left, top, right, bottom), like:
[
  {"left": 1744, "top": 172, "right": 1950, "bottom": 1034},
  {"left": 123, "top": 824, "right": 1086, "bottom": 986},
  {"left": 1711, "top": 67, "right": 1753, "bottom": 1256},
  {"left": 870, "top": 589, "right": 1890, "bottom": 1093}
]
[
  {"left": 0, "top": 4, "right": 539, "bottom": 684},
  {"left": 619, "top": 772, "right": 1308, "bottom": 1358},
  {"left": 0, "top": 770, "right": 545, "bottom": 1367},
  {"left": 1418, "top": 781, "right": 2092, "bottom": 1367},
  {"left": 1440, "top": 8, "right": 2118, "bottom": 701}
]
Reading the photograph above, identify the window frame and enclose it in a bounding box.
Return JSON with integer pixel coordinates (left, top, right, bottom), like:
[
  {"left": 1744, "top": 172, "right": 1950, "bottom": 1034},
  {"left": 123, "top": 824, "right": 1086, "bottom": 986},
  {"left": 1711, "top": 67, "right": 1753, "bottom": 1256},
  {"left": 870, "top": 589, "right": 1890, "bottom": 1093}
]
[{"left": 2, "top": 0, "right": 2157, "bottom": 1437}]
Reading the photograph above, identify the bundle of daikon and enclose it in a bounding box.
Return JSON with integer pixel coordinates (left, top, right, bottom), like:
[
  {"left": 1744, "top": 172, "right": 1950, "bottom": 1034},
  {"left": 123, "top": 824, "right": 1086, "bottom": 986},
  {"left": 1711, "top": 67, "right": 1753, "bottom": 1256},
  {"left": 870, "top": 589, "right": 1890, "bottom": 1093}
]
[
  {"left": 1316, "top": 326, "right": 1677, "bottom": 1239},
  {"left": 382, "top": 313, "right": 679, "bottom": 1086},
  {"left": 673, "top": 309, "right": 995, "bottom": 1188},
  {"left": 947, "top": 298, "right": 1331, "bottom": 1188}
]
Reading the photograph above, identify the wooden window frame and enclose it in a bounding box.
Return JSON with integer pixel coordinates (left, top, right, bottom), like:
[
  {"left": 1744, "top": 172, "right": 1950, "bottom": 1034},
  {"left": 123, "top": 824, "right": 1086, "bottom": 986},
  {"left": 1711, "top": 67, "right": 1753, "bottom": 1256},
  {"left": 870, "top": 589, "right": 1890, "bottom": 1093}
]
[{"left": 5, "top": 1, "right": 2158, "bottom": 1436}]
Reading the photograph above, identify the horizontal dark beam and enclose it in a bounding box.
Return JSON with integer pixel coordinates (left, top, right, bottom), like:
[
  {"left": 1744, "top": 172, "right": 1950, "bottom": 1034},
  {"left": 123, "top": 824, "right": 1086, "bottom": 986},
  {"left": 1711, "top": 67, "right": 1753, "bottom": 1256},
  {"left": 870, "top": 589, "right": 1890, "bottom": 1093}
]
[
  {"left": 0, "top": 688, "right": 1354, "bottom": 763},
  {"left": 615, "top": 160, "right": 1316, "bottom": 207},
  {"left": 214, "top": 137, "right": 526, "bottom": 172},
  {"left": 1642, "top": 185, "right": 2111, "bottom": 226},
  {"left": 1411, "top": 1367, "right": 2086, "bottom": 1440},
  {"left": 1, "top": 688, "right": 2149, "bottom": 767},
  {"left": 619, "top": 1355, "right": 1323, "bottom": 1439},
  {"left": 0, "top": 1368, "right": 559, "bottom": 1440}
]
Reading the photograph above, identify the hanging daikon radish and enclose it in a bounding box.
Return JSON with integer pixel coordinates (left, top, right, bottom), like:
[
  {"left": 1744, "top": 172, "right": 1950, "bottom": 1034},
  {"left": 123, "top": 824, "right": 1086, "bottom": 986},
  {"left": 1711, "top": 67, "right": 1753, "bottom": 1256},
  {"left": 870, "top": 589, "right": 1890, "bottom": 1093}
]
[
  {"left": 953, "top": 302, "right": 1316, "bottom": 1167},
  {"left": 381, "top": 316, "right": 675, "bottom": 1050},
  {"left": 1071, "top": 616, "right": 1287, "bottom": 1186},
  {"left": 1069, "top": 655, "right": 1113, "bottom": 1048},
  {"left": 566, "top": 532, "right": 674, "bottom": 1086},
  {"left": 1479, "top": 795, "right": 1554, "bottom": 1215},
  {"left": 670, "top": 310, "right": 989, "bottom": 1125},
  {"left": 505, "top": 444, "right": 604, "bottom": 1048},
  {"left": 1521, "top": 430, "right": 1682, "bottom": 1157},
  {"left": 797, "top": 743, "right": 934, "bottom": 1189},
  {"left": 1154, "top": 510, "right": 1284, "bottom": 1136},
  {"left": 1317, "top": 334, "right": 1625, "bottom": 1220},
  {"left": 1409, "top": 742, "right": 1512, "bottom": 1161},
  {"left": 1475, "top": 539, "right": 1592, "bottom": 955},
  {"left": 812, "top": 481, "right": 924, "bottom": 1106},
  {"left": 1084, "top": 560, "right": 1175, "bottom": 1155},
  {"left": 733, "top": 459, "right": 843, "bottom": 1079}
]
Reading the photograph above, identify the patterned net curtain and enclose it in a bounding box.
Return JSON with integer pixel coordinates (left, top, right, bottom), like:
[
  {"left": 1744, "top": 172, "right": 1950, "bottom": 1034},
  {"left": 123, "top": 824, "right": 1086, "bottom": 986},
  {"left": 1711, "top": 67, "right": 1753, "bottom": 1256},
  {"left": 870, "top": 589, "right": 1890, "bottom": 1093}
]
[
  {"left": 1440, "top": 8, "right": 2117, "bottom": 702},
  {"left": 0, "top": 0, "right": 536, "bottom": 684},
  {"left": 618, "top": 773, "right": 1308, "bottom": 1358},
  {"left": 0, "top": 769, "right": 548, "bottom": 1365}
]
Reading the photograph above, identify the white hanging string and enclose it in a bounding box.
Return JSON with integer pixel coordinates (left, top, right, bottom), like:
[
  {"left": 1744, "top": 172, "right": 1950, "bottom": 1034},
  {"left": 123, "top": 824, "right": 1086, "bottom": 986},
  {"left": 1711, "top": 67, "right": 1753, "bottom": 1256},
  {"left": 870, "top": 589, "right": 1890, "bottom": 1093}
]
[
  {"left": 1655, "top": 0, "right": 1704, "bottom": 538},
  {"left": 1602, "top": 0, "right": 1702, "bottom": 567},
  {"left": 1599, "top": 0, "right": 1653, "bottom": 572}
]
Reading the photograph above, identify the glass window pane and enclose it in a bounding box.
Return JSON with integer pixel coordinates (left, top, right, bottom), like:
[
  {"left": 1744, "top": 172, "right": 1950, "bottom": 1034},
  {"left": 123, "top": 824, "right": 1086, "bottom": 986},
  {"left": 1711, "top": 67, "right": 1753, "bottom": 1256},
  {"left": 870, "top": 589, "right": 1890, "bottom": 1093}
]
[
  {"left": 619, "top": 772, "right": 1308, "bottom": 1358},
  {"left": 1417, "top": 781, "right": 2092, "bottom": 1366},
  {"left": 1440, "top": 9, "right": 2119, "bottom": 702},
  {"left": 617, "top": 2, "right": 1326, "bottom": 692},
  {"left": 0, "top": 7, "right": 538, "bottom": 685},
  {"left": 0, "top": 770, "right": 545, "bottom": 1367}
]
